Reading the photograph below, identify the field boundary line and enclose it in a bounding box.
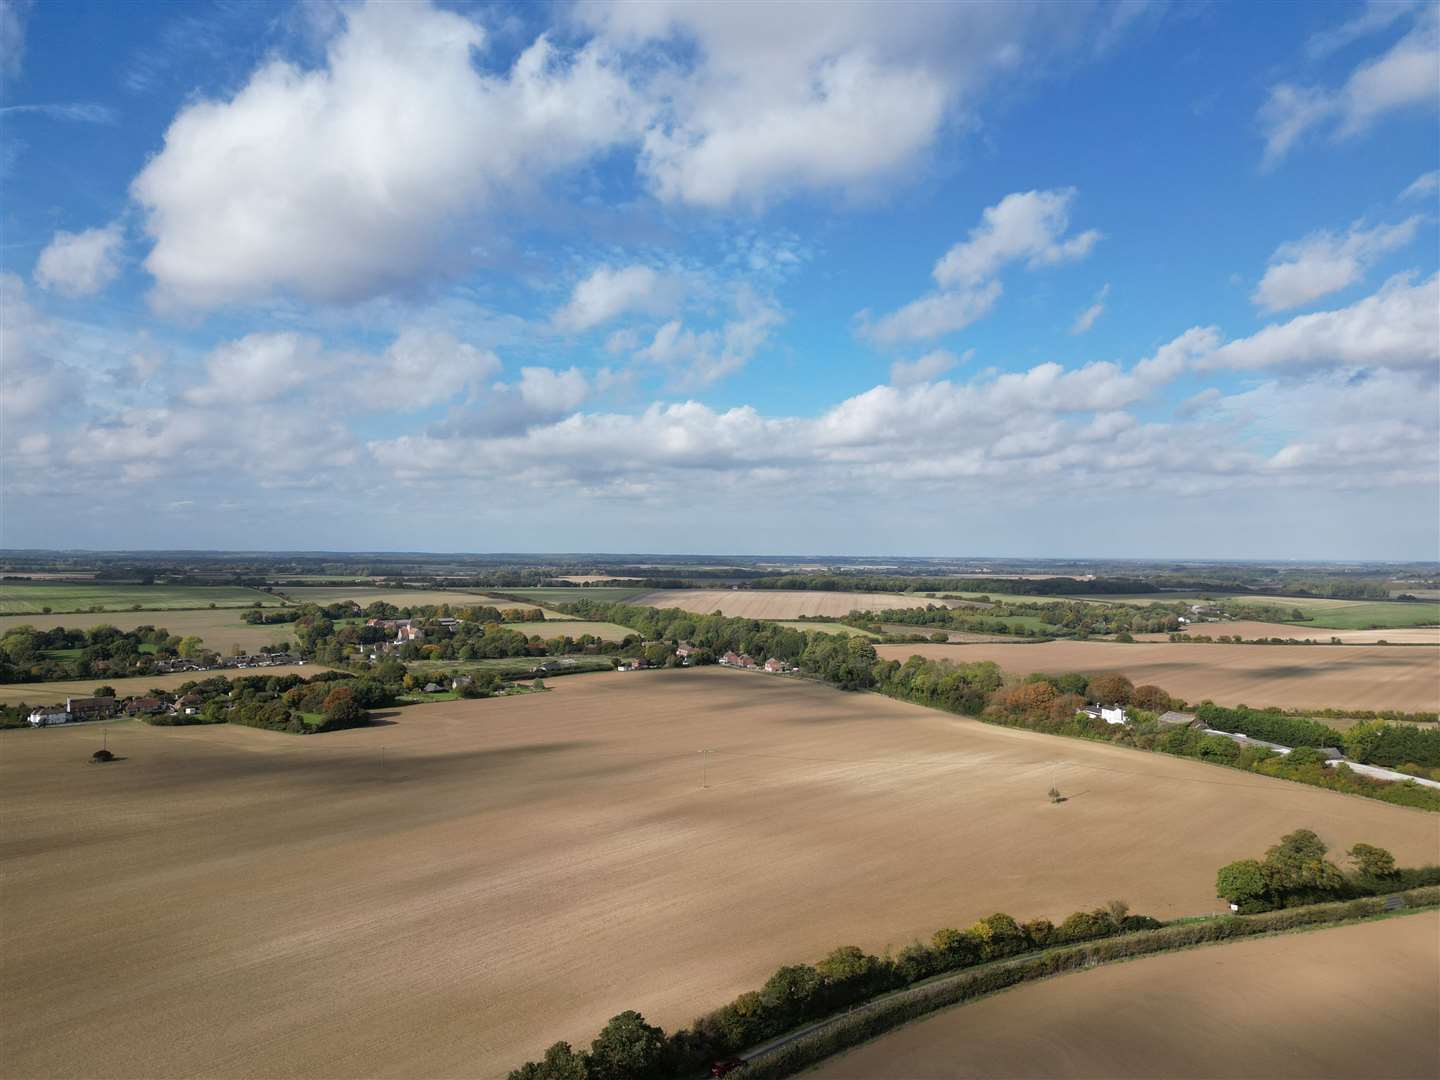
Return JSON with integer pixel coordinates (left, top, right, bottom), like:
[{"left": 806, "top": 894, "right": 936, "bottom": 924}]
[{"left": 730, "top": 897, "right": 1440, "bottom": 1079}]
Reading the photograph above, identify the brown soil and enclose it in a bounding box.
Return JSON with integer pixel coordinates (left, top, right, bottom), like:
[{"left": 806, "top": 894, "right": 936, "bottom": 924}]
[
  {"left": 2, "top": 670, "right": 1435, "bottom": 1078},
  {"left": 875, "top": 641, "right": 1440, "bottom": 712},
  {"left": 1175, "top": 620, "right": 1440, "bottom": 645},
  {"left": 810, "top": 912, "right": 1440, "bottom": 1079}
]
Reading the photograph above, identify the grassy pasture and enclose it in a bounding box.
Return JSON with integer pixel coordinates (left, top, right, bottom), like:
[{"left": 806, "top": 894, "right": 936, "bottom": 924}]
[
  {"left": 809, "top": 916, "right": 1439, "bottom": 1080},
  {"left": 0, "top": 582, "right": 278, "bottom": 614},
  {"left": 0, "top": 664, "right": 330, "bottom": 706},
  {"left": 0, "top": 609, "right": 300, "bottom": 653},
  {"left": 404, "top": 657, "right": 617, "bottom": 678},
  {"left": 504, "top": 620, "right": 638, "bottom": 640},
  {"left": 2, "top": 669, "right": 1434, "bottom": 1079}
]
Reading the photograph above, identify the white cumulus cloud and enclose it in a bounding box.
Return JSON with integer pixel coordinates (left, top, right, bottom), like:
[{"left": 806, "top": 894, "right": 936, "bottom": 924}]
[
  {"left": 553, "top": 265, "right": 682, "bottom": 332},
  {"left": 1252, "top": 216, "right": 1422, "bottom": 311},
  {"left": 862, "top": 188, "right": 1099, "bottom": 345},
  {"left": 130, "top": 0, "right": 642, "bottom": 311},
  {"left": 1259, "top": 5, "right": 1438, "bottom": 167},
  {"left": 34, "top": 223, "right": 125, "bottom": 297}
]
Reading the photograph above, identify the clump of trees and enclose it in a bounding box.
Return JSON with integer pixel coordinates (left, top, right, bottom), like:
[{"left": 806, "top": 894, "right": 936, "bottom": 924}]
[
  {"left": 1216, "top": 829, "right": 1440, "bottom": 913},
  {"left": 506, "top": 900, "right": 1157, "bottom": 1080},
  {"left": 0, "top": 623, "right": 215, "bottom": 682}
]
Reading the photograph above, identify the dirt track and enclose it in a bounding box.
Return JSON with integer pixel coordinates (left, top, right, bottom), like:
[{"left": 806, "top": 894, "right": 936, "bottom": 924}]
[
  {"left": 2, "top": 669, "right": 1436, "bottom": 1078},
  {"left": 811, "top": 912, "right": 1440, "bottom": 1079},
  {"left": 875, "top": 641, "right": 1440, "bottom": 711}
]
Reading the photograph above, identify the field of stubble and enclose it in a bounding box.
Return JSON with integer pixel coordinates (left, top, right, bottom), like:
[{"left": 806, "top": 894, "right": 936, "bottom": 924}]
[{"left": 2, "top": 669, "right": 1435, "bottom": 1078}]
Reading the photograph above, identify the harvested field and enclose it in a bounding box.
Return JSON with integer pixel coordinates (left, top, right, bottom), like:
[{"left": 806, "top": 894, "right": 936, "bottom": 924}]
[
  {"left": 0, "top": 664, "right": 330, "bottom": 706},
  {"left": 504, "top": 620, "right": 637, "bottom": 640},
  {"left": 277, "top": 586, "right": 569, "bottom": 617},
  {"left": 810, "top": 912, "right": 1440, "bottom": 1080},
  {"left": 874, "top": 641, "right": 1440, "bottom": 712},
  {"left": 0, "top": 609, "right": 299, "bottom": 653},
  {"left": 771, "top": 621, "right": 882, "bottom": 638},
  {"left": 2, "top": 669, "right": 1435, "bottom": 1079},
  {"left": 633, "top": 589, "right": 961, "bottom": 619},
  {"left": 0, "top": 582, "right": 277, "bottom": 614},
  {"left": 1176, "top": 620, "right": 1440, "bottom": 645}
]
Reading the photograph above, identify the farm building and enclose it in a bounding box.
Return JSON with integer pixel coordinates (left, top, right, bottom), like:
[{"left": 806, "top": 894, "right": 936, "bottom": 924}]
[{"left": 1157, "top": 710, "right": 1198, "bottom": 727}]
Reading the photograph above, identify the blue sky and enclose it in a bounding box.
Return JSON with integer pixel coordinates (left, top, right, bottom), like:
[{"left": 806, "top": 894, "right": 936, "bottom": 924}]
[{"left": 2, "top": 0, "right": 1437, "bottom": 558}]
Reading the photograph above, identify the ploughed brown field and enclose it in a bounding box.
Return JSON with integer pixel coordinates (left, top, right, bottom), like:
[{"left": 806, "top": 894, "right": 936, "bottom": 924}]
[
  {"left": 875, "top": 641, "right": 1440, "bottom": 712},
  {"left": 811, "top": 912, "right": 1440, "bottom": 1080},
  {"left": 0, "top": 664, "right": 329, "bottom": 706},
  {"left": 1172, "top": 620, "right": 1440, "bottom": 645},
  {"left": 3, "top": 669, "right": 1436, "bottom": 1079},
  {"left": 632, "top": 588, "right": 963, "bottom": 618}
]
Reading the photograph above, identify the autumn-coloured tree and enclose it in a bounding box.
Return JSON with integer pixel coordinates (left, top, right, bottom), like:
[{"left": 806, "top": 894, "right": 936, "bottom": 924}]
[{"left": 1088, "top": 672, "right": 1134, "bottom": 705}]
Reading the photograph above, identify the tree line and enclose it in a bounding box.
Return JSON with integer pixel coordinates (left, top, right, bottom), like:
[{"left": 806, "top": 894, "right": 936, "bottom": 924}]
[
  {"left": 507, "top": 900, "right": 1158, "bottom": 1080},
  {"left": 1216, "top": 829, "right": 1440, "bottom": 913}
]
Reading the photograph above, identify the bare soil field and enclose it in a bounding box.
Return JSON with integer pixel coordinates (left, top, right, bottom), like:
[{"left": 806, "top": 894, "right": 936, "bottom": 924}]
[
  {"left": 2, "top": 670, "right": 1435, "bottom": 1079},
  {"left": 875, "top": 641, "right": 1440, "bottom": 712},
  {"left": 633, "top": 589, "right": 962, "bottom": 619},
  {"left": 1174, "top": 620, "right": 1440, "bottom": 645},
  {"left": 0, "top": 608, "right": 299, "bottom": 654},
  {"left": 811, "top": 912, "right": 1440, "bottom": 1080},
  {"left": 0, "top": 664, "right": 329, "bottom": 706}
]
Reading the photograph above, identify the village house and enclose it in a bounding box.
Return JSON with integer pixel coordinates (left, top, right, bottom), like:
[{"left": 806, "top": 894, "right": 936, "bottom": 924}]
[
  {"left": 122, "top": 697, "right": 168, "bottom": 716},
  {"left": 67, "top": 696, "right": 120, "bottom": 721},
  {"left": 763, "top": 658, "right": 789, "bottom": 674},
  {"left": 27, "top": 705, "right": 70, "bottom": 727},
  {"left": 1080, "top": 704, "right": 1128, "bottom": 725}
]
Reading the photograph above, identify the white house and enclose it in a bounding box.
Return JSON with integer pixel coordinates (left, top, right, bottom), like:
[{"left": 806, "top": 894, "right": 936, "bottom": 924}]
[
  {"left": 28, "top": 705, "right": 71, "bottom": 727},
  {"left": 1080, "top": 704, "right": 1128, "bottom": 725}
]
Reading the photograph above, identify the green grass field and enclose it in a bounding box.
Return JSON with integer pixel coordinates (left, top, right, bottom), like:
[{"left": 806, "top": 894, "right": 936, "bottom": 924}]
[
  {"left": 1281, "top": 601, "right": 1440, "bottom": 630},
  {"left": 504, "top": 620, "right": 638, "bottom": 640},
  {"left": 0, "top": 583, "right": 281, "bottom": 615}
]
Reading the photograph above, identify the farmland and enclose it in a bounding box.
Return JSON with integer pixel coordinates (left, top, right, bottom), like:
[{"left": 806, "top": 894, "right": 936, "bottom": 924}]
[
  {"left": 810, "top": 913, "right": 1440, "bottom": 1080},
  {"left": 275, "top": 586, "right": 569, "bottom": 616},
  {"left": 632, "top": 589, "right": 963, "bottom": 619},
  {"left": 1176, "top": 620, "right": 1440, "bottom": 645},
  {"left": 0, "top": 664, "right": 327, "bottom": 706},
  {"left": 2, "top": 669, "right": 1435, "bottom": 1079},
  {"left": 771, "top": 621, "right": 882, "bottom": 638},
  {"left": 873, "top": 642, "right": 1440, "bottom": 712},
  {"left": 0, "top": 608, "right": 301, "bottom": 654},
  {"left": 0, "top": 582, "right": 278, "bottom": 614},
  {"left": 496, "top": 586, "right": 659, "bottom": 606},
  {"left": 503, "top": 620, "right": 638, "bottom": 640}
]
